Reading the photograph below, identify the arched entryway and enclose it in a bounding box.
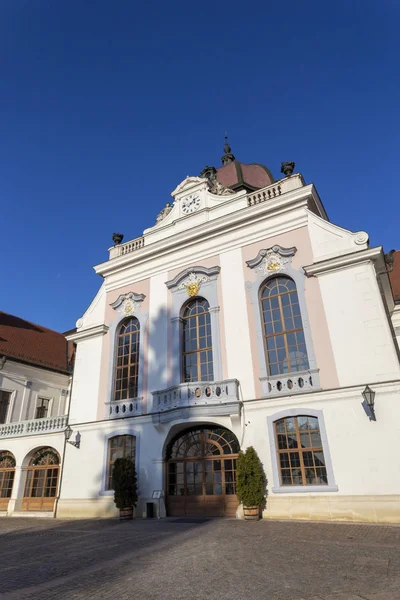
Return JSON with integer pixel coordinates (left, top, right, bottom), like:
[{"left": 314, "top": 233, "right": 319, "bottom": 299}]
[
  {"left": 0, "top": 451, "right": 16, "bottom": 511},
  {"left": 166, "top": 425, "right": 240, "bottom": 517},
  {"left": 22, "top": 447, "right": 60, "bottom": 511}
]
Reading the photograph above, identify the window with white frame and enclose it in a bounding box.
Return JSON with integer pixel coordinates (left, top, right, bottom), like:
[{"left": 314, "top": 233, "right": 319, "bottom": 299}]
[
  {"left": 267, "top": 409, "right": 338, "bottom": 493},
  {"left": 0, "top": 391, "right": 11, "bottom": 424},
  {"left": 35, "top": 397, "right": 50, "bottom": 419}
]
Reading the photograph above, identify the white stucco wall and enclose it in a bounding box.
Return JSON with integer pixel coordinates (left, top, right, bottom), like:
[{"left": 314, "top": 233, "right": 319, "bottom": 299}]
[
  {"left": 68, "top": 335, "right": 104, "bottom": 424},
  {"left": 147, "top": 272, "right": 169, "bottom": 403},
  {"left": 0, "top": 360, "right": 69, "bottom": 424},
  {"left": 219, "top": 248, "right": 255, "bottom": 399},
  {"left": 316, "top": 263, "right": 400, "bottom": 386}
]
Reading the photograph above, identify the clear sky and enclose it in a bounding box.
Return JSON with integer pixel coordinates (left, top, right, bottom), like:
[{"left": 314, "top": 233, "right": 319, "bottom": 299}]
[{"left": 1, "top": 1, "right": 399, "bottom": 333}]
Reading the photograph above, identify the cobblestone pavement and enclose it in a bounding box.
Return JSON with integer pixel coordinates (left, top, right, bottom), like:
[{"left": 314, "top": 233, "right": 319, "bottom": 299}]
[{"left": 0, "top": 517, "right": 399, "bottom": 600}]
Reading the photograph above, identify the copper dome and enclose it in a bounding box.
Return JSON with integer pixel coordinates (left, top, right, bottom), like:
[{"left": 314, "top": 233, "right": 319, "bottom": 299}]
[{"left": 202, "top": 139, "right": 274, "bottom": 193}]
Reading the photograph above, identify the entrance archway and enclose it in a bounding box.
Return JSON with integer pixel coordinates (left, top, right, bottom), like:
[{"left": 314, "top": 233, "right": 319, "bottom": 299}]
[
  {"left": 166, "top": 425, "right": 240, "bottom": 517},
  {"left": 22, "top": 447, "right": 60, "bottom": 511},
  {"left": 0, "top": 451, "right": 16, "bottom": 510}
]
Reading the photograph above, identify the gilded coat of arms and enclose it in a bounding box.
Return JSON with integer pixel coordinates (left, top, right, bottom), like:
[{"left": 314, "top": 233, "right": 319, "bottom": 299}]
[
  {"left": 178, "top": 271, "right": 209, "bottom": 297},
  {"left": 255, "top": 250, "right": 287, "bottom": 275}
]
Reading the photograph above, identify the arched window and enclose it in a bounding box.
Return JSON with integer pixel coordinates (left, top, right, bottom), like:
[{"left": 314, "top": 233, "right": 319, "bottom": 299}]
[
  {"left": 107, "top": 435, "right": 136, "bottom": 490},
  {"left": 260, "top": 276, "right": 309, "bottom": 376},
  {"left": 274, "top": 416, "right": 327, "bottom": 486},
  {"left": 114, "top": 318, "right": 140, "bottom": 401},
  {"left": 0, "top": 451, "right": 16, "bottom": 509},
  {"left": 182, "top": 298, "right": 214, "bottom": 383}
]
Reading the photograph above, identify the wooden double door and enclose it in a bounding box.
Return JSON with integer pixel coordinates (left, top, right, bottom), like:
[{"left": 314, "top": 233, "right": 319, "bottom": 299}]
[
  {"left": 22, "top": 448, "right": 60, "bottom": 512},
  {"left": 166, "top": 426, "right": 240, "bottom": 518}
]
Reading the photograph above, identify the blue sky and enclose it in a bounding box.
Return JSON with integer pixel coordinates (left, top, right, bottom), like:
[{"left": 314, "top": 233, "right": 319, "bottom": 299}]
[{"left": 1, "top": 1, "right": 398, "bottom": 333}]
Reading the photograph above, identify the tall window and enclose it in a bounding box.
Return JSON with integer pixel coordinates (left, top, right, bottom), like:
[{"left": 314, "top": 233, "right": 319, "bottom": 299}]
[
  {"left": 114, "top": 318, "right": 140, "bottom": 401},
  {"left": 0, "top": 451, "right": 16, "bottom": 504},
  {"left": 35, "top": 398, "right": 50, "bottom": 419},
  {"left": 260, "top": 276, "right": 309, "bottom": 376},
  {"left": 107, "top": 435, "right": 136, "bottom": 490},
  {"left": 274, "top": 416, "right": 327, "bottom": 486},
  {"left": 182, "top": 298, "right": 213, "bottom": 383},
  {"left": 0, "top": 391, "right": 11, "bottom": 424}
]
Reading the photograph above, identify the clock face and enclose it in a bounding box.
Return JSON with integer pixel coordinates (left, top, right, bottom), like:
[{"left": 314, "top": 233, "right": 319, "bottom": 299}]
[{"left": 182, "top": 194, "right": 201, "bottom": 214}]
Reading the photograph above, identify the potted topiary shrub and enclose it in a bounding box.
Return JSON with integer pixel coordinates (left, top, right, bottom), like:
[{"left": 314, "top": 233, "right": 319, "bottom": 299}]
[
  {"left": 236, "top": 446, "right": 266, "bottom": 521},
  {"left": 112, "top": 457, "right": 138, "bottom": 520}
]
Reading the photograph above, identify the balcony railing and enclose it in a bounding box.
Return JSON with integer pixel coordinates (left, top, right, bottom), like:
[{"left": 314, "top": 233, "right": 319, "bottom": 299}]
[
  {"left": 107, "top": 399, "right": 142, "bottom": 419},
  {"left": 262, "top": 370, "right": 318, "bottom": 397},
  {"left": 0, "top": 416, "right": 68, "bottom": 439},
  {"left": 152, "top": 379, "right": 240, "bottom": 413}
]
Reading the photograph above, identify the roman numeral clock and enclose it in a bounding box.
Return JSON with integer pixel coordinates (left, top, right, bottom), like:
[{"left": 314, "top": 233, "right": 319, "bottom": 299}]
[{"left": 181, "top": 193, "right": 201, "bottom": 215}]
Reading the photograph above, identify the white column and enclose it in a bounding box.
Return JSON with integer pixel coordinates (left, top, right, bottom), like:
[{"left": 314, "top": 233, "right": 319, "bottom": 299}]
[
  {"left": 220, "top": 248, "right": 255, "bottom": 399},
  {"left": 147, "top": 272, "right": 169, "bottom": 406}
]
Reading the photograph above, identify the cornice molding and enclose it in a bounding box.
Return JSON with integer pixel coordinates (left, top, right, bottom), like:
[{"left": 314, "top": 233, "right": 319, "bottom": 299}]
[
  {"left": 66, "top": 324, "right": 109, "bottom": 343},
  {"left": 303, "top": 246, "right": 382, "bottom": 277},
  {"left": 95, "top": 185, "right": 317, "bottom": 280}
]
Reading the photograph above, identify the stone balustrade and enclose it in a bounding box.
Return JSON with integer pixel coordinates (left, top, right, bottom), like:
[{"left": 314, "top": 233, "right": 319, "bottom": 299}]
[
  {"left": 152, "top": 379, "right": 240, "bottom": 413},
  {"left": 263, "top": 371, "right": 317, "bottom": 397},
  {"left": 0, "top": 415, "right": 68, "bottom": 439},
  {"left": 247, "top": 185, "right": 282, "bottom": 206},
  {"left": 107, "top": 399, "right": 142, "bottom": 419},
  {"left": 109, "top": 236, "right": 145, "bottom": 259}
]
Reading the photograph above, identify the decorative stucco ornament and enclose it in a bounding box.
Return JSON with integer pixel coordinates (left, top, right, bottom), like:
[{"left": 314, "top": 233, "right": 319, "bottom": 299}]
[
  {"left": 209, "top": 178, "right": 235, "bottom": 196},
  {"left": 255, "top": 250, "right": 288, "bottom": 275},
  {"left": 178, "top": 271, "right": 209, "bottom": 297},
  {"left": 156, "top": 202, "right": 173, "bottom": 224},
  {"left": 110, "top": 291, "right": 146, "bottom": 315}
]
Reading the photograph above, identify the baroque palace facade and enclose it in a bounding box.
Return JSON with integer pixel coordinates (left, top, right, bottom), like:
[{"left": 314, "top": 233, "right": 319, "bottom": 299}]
[{"left": 2, "top": 144, "right": 400, "bottom": 521}]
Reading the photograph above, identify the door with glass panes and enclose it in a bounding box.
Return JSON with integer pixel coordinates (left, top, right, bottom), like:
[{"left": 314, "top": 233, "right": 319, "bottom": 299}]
[{"left": 166, "top": 426, "right": 239, "bottom": 517}]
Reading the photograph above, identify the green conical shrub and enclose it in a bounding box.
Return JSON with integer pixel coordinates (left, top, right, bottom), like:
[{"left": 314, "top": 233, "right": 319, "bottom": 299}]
[
  {"left": 112, "top": 457, "right": 138, "bottom": 510},
  {"left": 236, "top": 446, "right": 266, "bottom": 507}
]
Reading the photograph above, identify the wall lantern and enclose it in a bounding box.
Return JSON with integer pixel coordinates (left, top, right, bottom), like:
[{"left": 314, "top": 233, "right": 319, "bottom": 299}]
[
  {"left": 362, "top": 385, "right": 376, "bottom": 421},
  {"left": 64, "top": 425, "right": 81, "bottom": 448}
]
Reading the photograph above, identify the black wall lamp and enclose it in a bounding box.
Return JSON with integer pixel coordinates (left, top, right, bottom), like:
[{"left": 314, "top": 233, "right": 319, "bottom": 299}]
[
  {"left": 64, "top": 425, "right": 81, "bottom": 448},
  {"left": 362, "top": 385, "right": 376, "bottom": 421}
]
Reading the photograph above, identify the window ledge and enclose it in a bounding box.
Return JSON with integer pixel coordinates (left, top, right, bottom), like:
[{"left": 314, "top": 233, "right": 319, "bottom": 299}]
[{"left": 272, "top": 485, "right": 339, "bottom": 494}]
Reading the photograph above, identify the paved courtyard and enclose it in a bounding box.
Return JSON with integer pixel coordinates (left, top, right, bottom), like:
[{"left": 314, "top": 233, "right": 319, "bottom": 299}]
[{"left": 0, "top": 517, "right": 399, "bottom": 600}]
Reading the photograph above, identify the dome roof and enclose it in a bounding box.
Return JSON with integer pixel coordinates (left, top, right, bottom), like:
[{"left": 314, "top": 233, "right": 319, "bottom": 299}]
[
  {"left": 201, "top": 138, "right": 274, "bottom": 192},
  {"left": 216, "top": 159, "right": 274, "bottom": 192}
]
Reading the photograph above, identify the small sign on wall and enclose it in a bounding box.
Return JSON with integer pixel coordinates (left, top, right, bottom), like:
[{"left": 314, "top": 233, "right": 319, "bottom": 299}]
[{"left": 152, "top": 490, "right": 163, "bottom": 499}]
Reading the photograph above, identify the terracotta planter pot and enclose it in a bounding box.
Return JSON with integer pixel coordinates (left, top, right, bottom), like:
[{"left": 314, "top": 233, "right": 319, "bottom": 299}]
[
  {"left": 119, "top": 507, "right": 133, "bottom": 521},
  {"left": 243, "top": 506, "right": 260, "bottom": 521}
]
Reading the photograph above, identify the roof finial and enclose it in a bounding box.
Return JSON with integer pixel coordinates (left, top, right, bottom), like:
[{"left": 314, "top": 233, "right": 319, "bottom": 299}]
[
  {"left": 221, "top": 132, "right": 235, "bottom": 165},
  {"left": 224, "top": 132, "right": 231, "bottom": 155}
]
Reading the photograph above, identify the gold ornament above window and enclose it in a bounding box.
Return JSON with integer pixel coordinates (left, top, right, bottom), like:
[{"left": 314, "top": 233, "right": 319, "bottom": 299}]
[{"left": 178, "top": 271, "right": 209, "bottom": 297}]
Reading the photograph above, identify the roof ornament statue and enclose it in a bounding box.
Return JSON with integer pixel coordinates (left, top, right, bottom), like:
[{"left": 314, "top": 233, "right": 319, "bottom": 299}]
[
  {"left": 281, "top": 162, "right": 296, "bottom": 177},
  {"left": 200, "top": 164, "right": 235, "bottom": 196},
  {"left": 221, "top": 133, "right": 235, "bottom": 165},
  {"left": 155, "top": 201, "right": 173, "bottom": 224}
]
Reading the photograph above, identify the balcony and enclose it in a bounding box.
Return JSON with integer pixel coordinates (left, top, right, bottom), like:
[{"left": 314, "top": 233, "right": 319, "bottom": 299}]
[
  {"left": 151, "top": 379, "right": 240, "bottom": 423},
  {"left": 107, "top": 399, "right": 142, "bottom": 419},
  {"left": 0, "top": 416, "right": 68, "bottom": 439}
]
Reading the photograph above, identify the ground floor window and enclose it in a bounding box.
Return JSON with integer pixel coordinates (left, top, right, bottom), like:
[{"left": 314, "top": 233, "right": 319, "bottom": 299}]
[
  {"left": 0, "top": 451, "right": 16, "bottom": 508},
  {"left": 274, "top": 415, "right": 327, "bottom": 486},
  {"left": 23, "top": 447, "right": 60, "bottom": 511},
  {"left": 107, "top": 435, "right": 136, "bottom": 490}
]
